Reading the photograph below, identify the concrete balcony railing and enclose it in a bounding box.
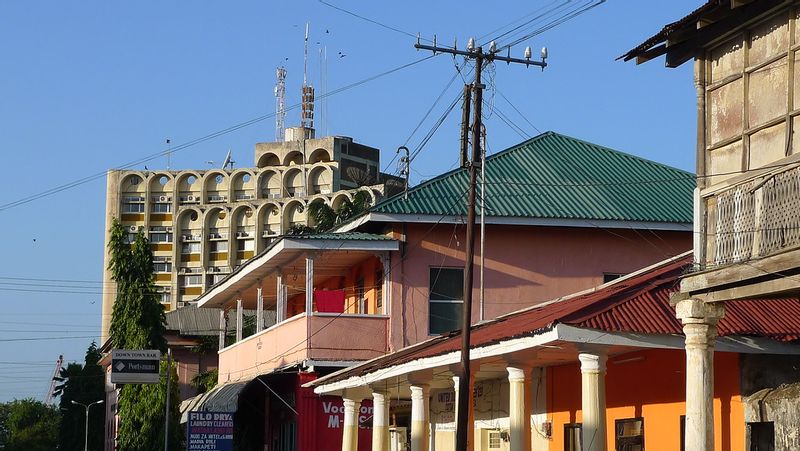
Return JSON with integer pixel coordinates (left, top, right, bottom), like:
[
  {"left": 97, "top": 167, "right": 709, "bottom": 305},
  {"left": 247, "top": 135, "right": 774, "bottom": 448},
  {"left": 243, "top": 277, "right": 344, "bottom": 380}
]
[
  {"left": 217, "top": 313, "right": 389, "bottom": 383},
  {"left": 703, "top": 163, "right": 800, "bottom": 268}
]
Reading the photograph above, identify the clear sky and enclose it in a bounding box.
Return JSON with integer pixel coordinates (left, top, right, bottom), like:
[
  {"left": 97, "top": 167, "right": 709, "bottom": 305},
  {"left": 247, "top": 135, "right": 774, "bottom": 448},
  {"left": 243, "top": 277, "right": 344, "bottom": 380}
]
[{"left": 0, "top": 0, "right": 699, "bottom": 401}]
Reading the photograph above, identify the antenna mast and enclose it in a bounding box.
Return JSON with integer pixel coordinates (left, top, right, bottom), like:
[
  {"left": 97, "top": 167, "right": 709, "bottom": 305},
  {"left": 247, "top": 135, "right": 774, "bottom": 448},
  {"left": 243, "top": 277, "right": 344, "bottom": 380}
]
[
  {"left": 45, "top": 354, "right": 63, "bottom": 405},
  {"left": 275, "top": 67, "right": 287, "bottom": 141},
  {"left": 301, "top": 22, "right": 315, "bottom": 132}
]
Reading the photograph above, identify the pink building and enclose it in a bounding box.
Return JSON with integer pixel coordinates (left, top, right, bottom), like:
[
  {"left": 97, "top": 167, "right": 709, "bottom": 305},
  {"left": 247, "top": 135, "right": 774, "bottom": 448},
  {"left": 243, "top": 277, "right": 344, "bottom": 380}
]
[{"left": 189, "top": 132, "right": 694, "bottom": 450}]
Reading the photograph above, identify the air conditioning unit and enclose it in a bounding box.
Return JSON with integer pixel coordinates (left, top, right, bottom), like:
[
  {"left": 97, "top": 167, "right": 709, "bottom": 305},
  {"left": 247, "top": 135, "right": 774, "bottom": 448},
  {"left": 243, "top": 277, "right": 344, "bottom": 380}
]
[
  {"left": 180, "top": 268, "right": 188, "bottom": 274},
  {"left": 176, "top": 302, "right": 186, "bottom": 308},
  {"left": 166, "top": 227, "right": 173, "bottom": 233},
  {"left": 159, "top": 195, "right": 168, "bottom": 202},
  {"left": 186, "top": 195, "right": 196, "bottom": 202},
  {"left": 237, "top": 231, "right": 246, "bottom": 238},
  {"left": 207, "top": 266, "right": 215, "bottom": 272},
  {"left": 270, "top": 193, "right": 281, "bottom": 199},
  {"left": 129, "top": 225, "right": 138, "bottom": 232}
]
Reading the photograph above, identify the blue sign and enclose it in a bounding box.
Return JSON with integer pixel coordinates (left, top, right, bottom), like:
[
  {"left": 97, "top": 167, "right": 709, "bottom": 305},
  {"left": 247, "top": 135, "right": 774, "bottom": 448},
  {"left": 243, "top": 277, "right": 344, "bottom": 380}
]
[{"left": 187, "top": 411, "right": 234, "bottom": 451}]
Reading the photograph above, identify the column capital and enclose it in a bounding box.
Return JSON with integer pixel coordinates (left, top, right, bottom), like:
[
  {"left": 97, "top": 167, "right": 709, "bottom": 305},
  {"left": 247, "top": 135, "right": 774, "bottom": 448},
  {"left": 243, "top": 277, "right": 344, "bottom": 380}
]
[
  {"left": 675, "top": 298, "right": 724, "bottom": 325},
  {"left": 578, "top": 350, "right": 607, "bottom": 373},
  {"left": 506, "top": 365, "right": 531, "bottom": 382}
]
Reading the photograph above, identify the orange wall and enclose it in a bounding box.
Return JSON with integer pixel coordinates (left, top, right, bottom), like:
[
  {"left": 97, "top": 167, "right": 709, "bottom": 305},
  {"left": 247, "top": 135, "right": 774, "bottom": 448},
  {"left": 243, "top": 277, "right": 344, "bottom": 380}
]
[{"left": 548, "top": 349, "right": 743, "bottom": 451}]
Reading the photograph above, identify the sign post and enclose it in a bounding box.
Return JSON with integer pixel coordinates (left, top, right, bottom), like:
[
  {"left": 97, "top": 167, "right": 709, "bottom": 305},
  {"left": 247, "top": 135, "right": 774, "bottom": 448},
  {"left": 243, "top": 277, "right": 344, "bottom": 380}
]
[{"left": 110, "top": 349, "right": 160, "bottom": 384}]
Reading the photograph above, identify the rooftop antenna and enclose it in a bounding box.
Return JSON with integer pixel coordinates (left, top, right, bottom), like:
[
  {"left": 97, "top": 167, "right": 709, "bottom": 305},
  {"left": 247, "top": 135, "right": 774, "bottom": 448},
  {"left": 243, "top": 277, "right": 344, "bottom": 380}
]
[
  {"left": 166, "top": 138, "right": 171, "bottom": 170},
  {"left": 300, "top": 22, "right": 315, "bottom": 132},
  {"left": 275, "top": 67, "right": 287, "bottom": 141},
  {"left": 319, "top": 45, "right": 328, "bottom": 137}
]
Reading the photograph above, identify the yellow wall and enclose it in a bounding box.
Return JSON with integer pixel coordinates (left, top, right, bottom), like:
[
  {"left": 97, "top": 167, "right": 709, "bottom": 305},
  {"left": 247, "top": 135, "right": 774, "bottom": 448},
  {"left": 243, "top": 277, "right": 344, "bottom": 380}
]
[{"left": 548, "top": 349, "right": 744, "bottom": 451}]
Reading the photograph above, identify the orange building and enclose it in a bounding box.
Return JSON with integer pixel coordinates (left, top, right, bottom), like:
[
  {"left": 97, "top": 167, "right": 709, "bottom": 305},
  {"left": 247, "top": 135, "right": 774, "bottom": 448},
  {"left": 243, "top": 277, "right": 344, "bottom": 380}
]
[{"left": 311, "top": 252, "right": 800, "bottom": 451}]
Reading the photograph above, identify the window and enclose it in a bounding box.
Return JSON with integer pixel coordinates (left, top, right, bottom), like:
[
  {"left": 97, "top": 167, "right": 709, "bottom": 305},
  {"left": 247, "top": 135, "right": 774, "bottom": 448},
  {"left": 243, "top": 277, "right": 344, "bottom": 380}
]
[
  {"left": 615, "top": 418, "right": 644, "bottom": 451},
  {"left": 236, "top": 239, "right": 254, "bottom": 251},
  {"left": 182, "top": 275, "right": 202, "bottom": 286},
  {"left": 429, "top": 268, "right": 463, "bottom": 335},
  {"left": 356, "top": 277, "right": 366, "bottom": 314},
  {"left": 149, "top": 230, "right": 173, "bottom": 243},
  {"left": 122, "top": 202, "right": 145, "bottom": 213},
  {"left": 210, "top": 241, "right": 228, "bottom": 253},
  {"left": 151, "top": 203, "right": 171, "bottom": 213},
  {"left": 564, "top": 424, "right": 582, "bottom": 451},
  {"left": 156, "top": 287, "right": 171, "bottom": 304},
  {"left": 748, "top": 422, "right": 774, "bottom": 451},
  {"left": 153, "top": 261, "right": 172, "bottom": 273},
  {"left": 181, "top": 242, "right": 200, "bottom": 254},
  {"left": 488, "top": 431, "right": 502, "bottom": 449},
  {"left": 375, "top": 267, "right": 383, "bottom": 313}
]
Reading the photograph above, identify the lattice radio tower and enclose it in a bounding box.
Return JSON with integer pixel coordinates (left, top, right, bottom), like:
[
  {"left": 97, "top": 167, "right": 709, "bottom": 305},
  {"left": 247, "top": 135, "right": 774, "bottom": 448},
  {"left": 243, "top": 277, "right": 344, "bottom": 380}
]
[{"left": 275, "top": 66, "right": 287, "bottom": 142}]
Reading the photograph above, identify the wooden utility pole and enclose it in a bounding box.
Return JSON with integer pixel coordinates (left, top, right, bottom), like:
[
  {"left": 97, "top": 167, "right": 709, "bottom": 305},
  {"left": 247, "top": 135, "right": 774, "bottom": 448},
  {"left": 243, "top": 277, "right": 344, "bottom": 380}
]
[{"left": 414, "top": 36, "right": 546, "bottom": 451}]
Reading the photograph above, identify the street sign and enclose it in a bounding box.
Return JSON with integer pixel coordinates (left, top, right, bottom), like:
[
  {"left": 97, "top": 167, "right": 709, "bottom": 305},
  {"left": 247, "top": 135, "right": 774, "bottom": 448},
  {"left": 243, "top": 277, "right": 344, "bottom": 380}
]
[
  {"left": 111, "top": 349, "right": 161, "bottom": 384},
  {"left": 187, "top": 412, "right": 234, "bottom": 451}
]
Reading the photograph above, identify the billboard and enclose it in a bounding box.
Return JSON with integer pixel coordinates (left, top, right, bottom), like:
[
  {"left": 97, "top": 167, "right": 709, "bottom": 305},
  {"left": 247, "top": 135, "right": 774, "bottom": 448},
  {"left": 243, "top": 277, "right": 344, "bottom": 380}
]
[{"left": 187, "top": 411, "right": 234, "bottom": 451}]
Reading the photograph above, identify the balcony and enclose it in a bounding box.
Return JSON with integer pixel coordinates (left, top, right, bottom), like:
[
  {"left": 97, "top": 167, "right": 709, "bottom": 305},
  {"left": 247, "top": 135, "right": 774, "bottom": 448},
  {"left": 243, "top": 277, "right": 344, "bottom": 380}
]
[
  {"left": 217, "top": 313, "right": 389, "bottom": 382},
  {"left": 685, "top": 162, "right": 800, "bottom": 300},
  {"left": 194, "top": 233, "right": 399, "bottom": 383}
]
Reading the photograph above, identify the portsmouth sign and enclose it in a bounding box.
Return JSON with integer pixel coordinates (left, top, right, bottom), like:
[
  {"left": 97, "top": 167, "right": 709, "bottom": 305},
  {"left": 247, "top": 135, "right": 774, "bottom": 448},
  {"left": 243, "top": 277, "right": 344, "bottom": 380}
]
[{"left": 110, "top": 349, "right": 161, "bottom": 384}]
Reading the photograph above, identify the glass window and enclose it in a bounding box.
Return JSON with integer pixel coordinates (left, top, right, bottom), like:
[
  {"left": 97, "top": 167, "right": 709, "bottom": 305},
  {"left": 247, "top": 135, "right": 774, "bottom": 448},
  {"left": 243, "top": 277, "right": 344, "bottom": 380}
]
[
  {"left": 236, "top": 239, "right": 254, "bottom": 251},
  {"left": 150, "top": 231, "right": 173, "bottom": 243},
  {"left": 181, "top": 242, "right": 201, "bottom": 254},
  {"left": 151, "top": 203, "right": 172, "bottom": 213},
  {"left": 615, "top": 418, "right": 643, "bottom": 451},
  {"left": 210, "top": 241, "right": 228, "bottom": 252},
  {"left": 153, "top": 262, "right": 172, "bottom": 273},
  {"left": 182, "top": 275, "right": 202, "bottom": 286},
  {"left": 429, "top": 267, "right": 463, "bottom": 335},
  {"left": 122, "top": 203, "right": 145, "bottom": 213},
  {"left": 565, "top": 424, "right": 582, "bottom": 451}
]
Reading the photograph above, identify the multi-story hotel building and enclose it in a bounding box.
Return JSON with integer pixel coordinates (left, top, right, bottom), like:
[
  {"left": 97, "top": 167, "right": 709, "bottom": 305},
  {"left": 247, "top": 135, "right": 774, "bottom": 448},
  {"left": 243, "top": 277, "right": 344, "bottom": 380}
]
[{"left": 100, "top": 127, "right": 399, "bottom": 342}]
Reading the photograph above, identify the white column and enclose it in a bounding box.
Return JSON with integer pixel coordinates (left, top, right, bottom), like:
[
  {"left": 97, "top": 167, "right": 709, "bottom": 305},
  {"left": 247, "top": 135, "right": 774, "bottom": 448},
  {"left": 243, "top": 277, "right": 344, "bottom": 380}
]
[
  {"left": 372, "top": 390, "right": 390, "bottom": 451},
  {"left": 276, "top": 272, "right": 286, "bottom": 323},
  {"left": 452, "top": 375, "right": 474, "bottom": 451},
  {"left": 410, "top": 384, "right": 431, "bottom": 451},
  {"left": 676, "top": 298, "right": 724, "bottom": 451},
  {"left": 579, "top": 350, "right": 607, "bottom": 451},
  {"left": 341, "top": 397, "right": 363, "bottom": 451},
  {"left": 235, "top": 299, "right": 243, "bottom": 342},
  {"left": 256, "top": 284, "right": 264, "bottom": 333},
  {"left": 218, "top": 309, "right": 226, "bottom": 350},
  {"left": 506, "top": 366, "right": 531, "bottom": 451},
  {"left": 305, "top": 255, "right": 314, "bottom": 314}
]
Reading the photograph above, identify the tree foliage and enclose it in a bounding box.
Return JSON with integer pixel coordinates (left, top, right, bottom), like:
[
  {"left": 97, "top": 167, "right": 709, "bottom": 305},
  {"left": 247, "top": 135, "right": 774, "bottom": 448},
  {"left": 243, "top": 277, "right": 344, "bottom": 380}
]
[
  {"left": 55, "top": 342, "right": 106, "bottom": 451},
  {"left": 107, "top": 219, "right": 180, "bottom": 450},
  {"left": 0, "top": 399, "right": 59, "bottom": 451},
  {"left": 299, "top": 190, "right": 373, "bottom": 235}
]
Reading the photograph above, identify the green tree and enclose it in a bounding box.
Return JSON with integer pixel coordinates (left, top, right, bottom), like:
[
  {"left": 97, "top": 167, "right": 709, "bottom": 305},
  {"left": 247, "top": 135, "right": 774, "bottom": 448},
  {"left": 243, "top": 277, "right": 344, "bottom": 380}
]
[
  {"left": 108, "top": 219, "right": 180, "bottom": 450},
  {"left": 55, "top": 342, "right": 106, "bottom": 451},
  {"left": 302, "top": 191, "right": 373, "bottom": 234},
  {"left": 0, "top": 399, "right": 59, "bottom": 451}
]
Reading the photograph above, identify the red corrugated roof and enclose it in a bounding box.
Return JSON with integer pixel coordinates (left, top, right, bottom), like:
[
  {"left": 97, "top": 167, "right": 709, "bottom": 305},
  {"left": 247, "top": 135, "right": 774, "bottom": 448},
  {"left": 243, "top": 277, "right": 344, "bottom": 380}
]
[{"left": 313, "top": 253, "right": 800, "bottom": 386}]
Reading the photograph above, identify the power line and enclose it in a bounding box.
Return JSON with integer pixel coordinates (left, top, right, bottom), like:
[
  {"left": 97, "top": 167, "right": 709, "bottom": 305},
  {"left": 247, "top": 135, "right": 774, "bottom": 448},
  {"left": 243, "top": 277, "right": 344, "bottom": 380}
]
[
  {"left": 317, "top": 0, "right": 424, "bottom": 41},
  {"left": 0, "top": 55, "right": 437, "bottom": 213}
]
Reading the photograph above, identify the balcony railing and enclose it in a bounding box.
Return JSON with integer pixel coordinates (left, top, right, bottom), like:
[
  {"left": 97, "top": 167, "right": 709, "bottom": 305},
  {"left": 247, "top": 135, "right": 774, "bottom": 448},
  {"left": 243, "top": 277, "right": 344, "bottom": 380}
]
[
  {"left": 217, "top": 313, "right": 389, "bottom": 382},
  {"left": 704, "top": 164, "right": 800, "bottom": 267}
]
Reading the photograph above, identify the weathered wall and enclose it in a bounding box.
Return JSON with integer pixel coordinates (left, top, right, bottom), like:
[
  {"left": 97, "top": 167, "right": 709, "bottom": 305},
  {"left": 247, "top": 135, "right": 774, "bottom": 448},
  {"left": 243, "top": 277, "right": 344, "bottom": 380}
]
[{"left": 741, "top": 354, "right": 800, "bottom": 450}]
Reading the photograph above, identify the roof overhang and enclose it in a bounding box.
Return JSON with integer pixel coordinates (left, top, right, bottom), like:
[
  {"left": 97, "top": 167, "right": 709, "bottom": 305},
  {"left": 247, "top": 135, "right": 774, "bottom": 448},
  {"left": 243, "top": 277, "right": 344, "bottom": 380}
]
[
  {"left": 337, "top": 212, "right": 691, "bottom": 233},
  {"left": 196, "top": 236, "right": 399, "bottom": 309},
  {"left": 310, "top": 323, "right": 800, "bottom": 395}
]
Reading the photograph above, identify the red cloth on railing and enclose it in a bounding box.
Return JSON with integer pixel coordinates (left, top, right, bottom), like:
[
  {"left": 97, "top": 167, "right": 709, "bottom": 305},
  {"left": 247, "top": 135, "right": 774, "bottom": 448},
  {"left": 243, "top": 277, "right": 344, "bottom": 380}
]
[{"left": 315, "top": 289, "right": 345, "bottom": 313}]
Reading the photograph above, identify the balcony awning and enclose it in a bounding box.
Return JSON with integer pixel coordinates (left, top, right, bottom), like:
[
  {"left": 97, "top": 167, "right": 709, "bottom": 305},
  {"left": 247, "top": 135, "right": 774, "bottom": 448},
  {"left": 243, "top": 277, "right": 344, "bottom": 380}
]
[
  {"left": 179, "top": 379, "right": 252, "bottom": 423},
  {"left": 196, "top": 233, "right": 399, "bottom": 309}
]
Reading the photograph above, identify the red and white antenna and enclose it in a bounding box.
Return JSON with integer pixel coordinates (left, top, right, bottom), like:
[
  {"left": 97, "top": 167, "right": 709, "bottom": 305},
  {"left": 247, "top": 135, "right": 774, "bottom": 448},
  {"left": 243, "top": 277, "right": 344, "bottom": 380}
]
[
  {"left": 45, "top": 354, "right": 64, "bottom": 405},
  {"left": 300, "top": 23, "right": 315, "bottom": 132}
]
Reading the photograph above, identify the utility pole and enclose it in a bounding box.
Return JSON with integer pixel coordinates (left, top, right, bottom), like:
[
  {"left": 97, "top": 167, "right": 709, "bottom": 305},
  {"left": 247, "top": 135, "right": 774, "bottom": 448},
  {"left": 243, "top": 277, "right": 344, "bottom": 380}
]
[{"left": 415, "top": 35, "right": 547, "bottom": 451}]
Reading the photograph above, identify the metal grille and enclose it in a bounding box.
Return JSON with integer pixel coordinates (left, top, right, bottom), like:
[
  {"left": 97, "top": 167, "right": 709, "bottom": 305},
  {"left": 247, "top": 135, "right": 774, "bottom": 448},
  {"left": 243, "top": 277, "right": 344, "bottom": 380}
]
[{"left": 707, "top": 165, "right": 800, "bottom": 266}]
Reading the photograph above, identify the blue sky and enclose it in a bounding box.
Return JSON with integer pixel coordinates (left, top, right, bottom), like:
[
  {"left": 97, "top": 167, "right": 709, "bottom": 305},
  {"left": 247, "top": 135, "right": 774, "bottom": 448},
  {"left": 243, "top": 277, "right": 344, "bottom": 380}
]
[{"left": 0, "top": 1, "right": 698, "bottom": 401}]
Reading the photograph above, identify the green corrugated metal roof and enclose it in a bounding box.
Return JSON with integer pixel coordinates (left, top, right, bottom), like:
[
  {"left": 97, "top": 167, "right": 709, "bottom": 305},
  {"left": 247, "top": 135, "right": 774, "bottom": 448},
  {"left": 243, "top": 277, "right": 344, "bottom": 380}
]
[
  {"left": 373, "top": 132, "right": 694, "bottom": 223},
  {"left": 288, "top": 232, "right": 392, "bottom": 241}
]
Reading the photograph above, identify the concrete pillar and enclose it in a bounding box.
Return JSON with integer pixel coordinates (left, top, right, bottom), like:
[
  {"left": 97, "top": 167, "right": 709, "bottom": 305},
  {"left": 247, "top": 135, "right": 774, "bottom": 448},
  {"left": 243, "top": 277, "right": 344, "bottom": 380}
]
[
  {"left": 452, "top": 375, "right": 474, "bottom": 451},
  {"left": 372, "top": 390, "right": 391, "bottom": 451},
  {"left": 305, "top": 256, "right": 314, "bottom": 314},
  {"left": 410, "top": 384, "right": 430, "bottom": 451},
  {"left": 341, "top": 397, "right": 363, "bottom": 451},
  {"left": 235, "top": 299, "right": 243, "bottom": 342},
  {"left": 381, "top": 252, "right": 391, "bottom": 314},
  {"left": 676, "top": 298, "right": 724, "bottom": 451},
  {"left": 276, "top": 272, "right": 286, "bottom": 323},
  {"left": 256, "top": 284, "right": 264, "bottom": 333},
  {"left": 579, "top": 350, "right": 607, "bottom": 451},
  {"left": 506, "top": 366, "right": 532, "bottom": 451},
  {"left": 218, "top": 309, "right": 226, "bottom": 350}
]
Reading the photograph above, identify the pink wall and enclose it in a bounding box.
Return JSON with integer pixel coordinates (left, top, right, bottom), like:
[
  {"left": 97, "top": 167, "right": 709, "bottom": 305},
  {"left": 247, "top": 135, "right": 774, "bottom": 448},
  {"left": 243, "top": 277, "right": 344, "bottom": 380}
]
[
  {"left": 388, "top": 223, "right": 690, "bottom": 349},
  {"left": 218, "top": 314, "right": 389, "bottom": 383}
]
